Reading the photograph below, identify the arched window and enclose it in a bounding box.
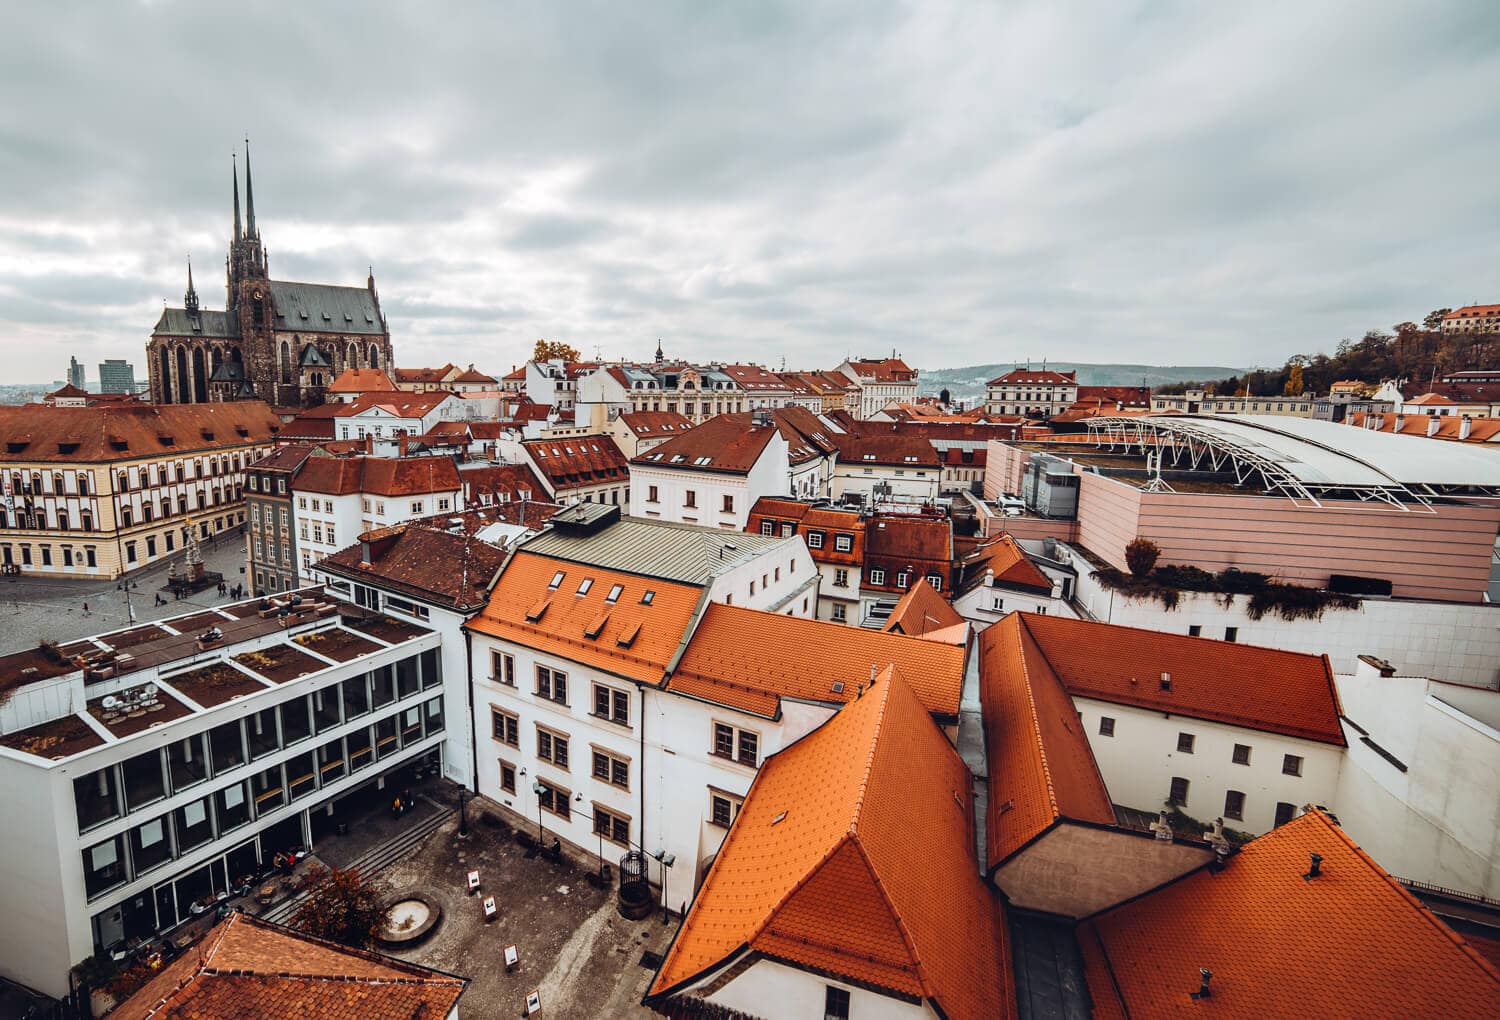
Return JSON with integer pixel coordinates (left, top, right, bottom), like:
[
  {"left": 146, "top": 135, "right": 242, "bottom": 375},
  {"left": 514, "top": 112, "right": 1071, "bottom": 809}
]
[
  {"left": 77, "top": 472, "right": 90, "bottom": 495},
  {"left": 280, "top": 340, "right": 292, "bottom": 385},
  {"left": 175, "top": 347, "right": 190, "bottom": 403},
  {"left": 158, "top": 347, "right": 172, "bottom": 403},
  {"left": 117, "top": 471, "right": 128, "bottom": 491},
  {"left": 57, "top": 510, "right": 69, "bottom": 531},
  {"left": 348, "top": 341, "right": 359, "bottom": 369},
  {"left": 121, "top": 506, "right": 133, "bottom": 527},
  {"left": 52, "top": 472, "right": 64, "bottom": 494},
  {"left": 369, "top": 344, "right": 380, "bottom": 368},
  {"left": 191, "top": 347, "right": 207, "bottom": 403}
]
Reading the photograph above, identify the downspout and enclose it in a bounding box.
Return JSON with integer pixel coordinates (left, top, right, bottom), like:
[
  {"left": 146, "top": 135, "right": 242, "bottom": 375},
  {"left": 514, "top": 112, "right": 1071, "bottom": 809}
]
[{"left": 463, "top": 622, "right": 478, "bottom": 794}]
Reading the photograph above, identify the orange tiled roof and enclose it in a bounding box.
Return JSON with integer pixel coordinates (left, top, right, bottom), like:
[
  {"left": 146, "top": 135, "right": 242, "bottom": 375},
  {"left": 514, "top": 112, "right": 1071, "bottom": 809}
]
[
  {"left": 465, "top": 550, "right": 704, "bottom": 684},
  {"left": 113, "top": 912, "right": 464, "bottom": 1020},
  {"left": 846, "top": 357, "right": 917, "bottom": 383},
  {"left": 295, "top": 455, "right": 461, "bottom": 498},
  {"left": 392, "top": 364, "right": 455, "bottom": 384},
  {"left": 1444, "top": 303, "right": 1500, "bottom": 319},
  {"left": 326, "top": 368, "right": 396, "bottom": 392},
  {"left": 978, "top": 615, "right": 1116, "bottom": 867},
  {"left": 671, "top": 602, "right": 965, "bottom": 718},
  {"left": 883, "top": 577, "right": 964, "bottom": 638},
  {"left": 1348, "top": 412, "right": 1500, "bottom": 442},
  {"left": 1019, "top": 613, "right": 1346, "bottom": 745},
  {"left": 959, "top": 534, "right": 1053, "bottom": 593},
  {"left": 648, "top": 667, "right": 1013, "bottom": 1020},
  {"left": 1078, "top": 809, "right": 1500, "bottom": 1018},
  {"left": 618, "top": 410, "right": 693, "bottom": 436},
  {"left": 332, "top": 391, "right": 455, "bottom": 418},
  {"left": 0, "top": 401, "right": 280, "bottom": 462},
  {"left": 721, "top": 363, "right": 792, "bottom": 391},
  {"left": 987, "top": 368, "right": 1077, "bottom": 386},
  {"left": 522, "top": 435, "right": 629, "bottom": 491},
  {"left": 1406, "top": 392, "right": 1456, "bottom": 405}
]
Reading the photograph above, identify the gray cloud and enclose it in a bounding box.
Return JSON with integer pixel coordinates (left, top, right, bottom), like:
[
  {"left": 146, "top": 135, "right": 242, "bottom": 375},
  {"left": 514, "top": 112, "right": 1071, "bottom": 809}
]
[{"left": 0, "top": 1, "right": 1497, "bottom": 382}]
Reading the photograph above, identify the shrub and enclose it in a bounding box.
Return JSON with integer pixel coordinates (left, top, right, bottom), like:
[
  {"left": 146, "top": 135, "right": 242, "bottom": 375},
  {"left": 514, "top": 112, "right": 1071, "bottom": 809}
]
[
  {"left": 288, "top": 866, "right": 388, "bottom": 949},
  {"left": 1124, "top": 538, "right": 1161, "bottom": 578}
]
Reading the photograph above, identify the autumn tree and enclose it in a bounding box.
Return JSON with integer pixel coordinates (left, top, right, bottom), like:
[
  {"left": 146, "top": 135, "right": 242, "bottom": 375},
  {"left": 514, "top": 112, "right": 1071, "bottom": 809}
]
[
  {"left": 1124, "top": 538, "right": 1161, "bottom": 579},
  {"left": 532, "top": 338, "right": 581, "bottom": 363},
  {"left": 288, "top": 866, "right": 387, "bottom": 949},
  {"left": 1283, "top": 362, "right": 1305, "bottom": 396}
]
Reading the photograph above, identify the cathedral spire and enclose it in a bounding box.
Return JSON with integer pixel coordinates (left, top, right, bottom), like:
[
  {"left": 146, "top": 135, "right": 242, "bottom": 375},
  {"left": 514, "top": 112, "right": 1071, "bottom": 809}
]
[
  {"left": 184, "top": 257, "right": 199, "bottom": 315},
  {"left": 244, "top": 138, "right": 257, "bottom": 238},
  {"left": 232, "top": 153, "right": 241, "bottom": 242}
]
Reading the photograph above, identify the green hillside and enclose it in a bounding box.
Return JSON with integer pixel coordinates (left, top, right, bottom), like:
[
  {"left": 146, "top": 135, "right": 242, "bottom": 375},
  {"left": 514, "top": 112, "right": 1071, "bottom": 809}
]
[{"left": 918, "top": 362, "right": 1245, "bottom": 401}]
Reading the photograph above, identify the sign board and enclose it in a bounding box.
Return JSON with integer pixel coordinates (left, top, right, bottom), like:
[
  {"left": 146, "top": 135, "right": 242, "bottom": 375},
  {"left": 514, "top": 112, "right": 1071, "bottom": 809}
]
[
  {"left": 504, "top": 944, "right": 519, "bottom": 968},
  {"left": 482, "top": 896, "right": 497, "bottom": 920},
  {"left": 526, "top": 990, "right": 542, "bottom": 1015},
  {"left": 467, "top": 869, "right": 480, "bottom": 891}
]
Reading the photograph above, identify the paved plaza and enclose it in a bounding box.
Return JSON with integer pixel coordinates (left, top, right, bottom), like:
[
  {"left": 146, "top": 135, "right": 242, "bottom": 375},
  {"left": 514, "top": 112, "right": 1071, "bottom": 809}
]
[{"left": 0, "top": 530, "right": 251, "bottom": 650}]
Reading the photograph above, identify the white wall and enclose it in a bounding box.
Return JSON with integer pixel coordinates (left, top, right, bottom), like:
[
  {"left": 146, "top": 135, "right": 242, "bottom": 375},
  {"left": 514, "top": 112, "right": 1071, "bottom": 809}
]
[
  {"left": 1070, "top": 558, "right": 1500, "bottom": 689},
  {"left": 1072, "top": 696, "right": 1343, "bottom": 834},
  {"left": 689, "top": 954, "right": 931, "bottom": 1019},
  {"left": 631, "top": 438, "right": 788, "bottom": 531},
  {"left": 1333, "top": 669, "right": 1500, "bottom": 898},
  {"left": 832, "top": 462, "right": 939, "bottom": 502},
  {"left": 294, "top": 486, "right": 462, "bottom": 583},
  {"left": 953, "top": 582, "right": 1073, "bottom": 628}
]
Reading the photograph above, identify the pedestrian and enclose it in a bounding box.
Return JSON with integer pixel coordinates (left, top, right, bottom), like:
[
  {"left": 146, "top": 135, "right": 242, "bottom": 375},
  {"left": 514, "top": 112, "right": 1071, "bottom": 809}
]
[{"left": 82, "top": 601, "right": 89, "bottom": 615}]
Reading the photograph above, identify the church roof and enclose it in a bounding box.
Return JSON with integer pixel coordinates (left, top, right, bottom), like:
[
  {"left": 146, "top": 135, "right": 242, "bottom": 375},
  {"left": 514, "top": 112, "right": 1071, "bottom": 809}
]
[
  {"left": 209, "top": 359, "right": 245, "bottom": 382},
  {"left": 298, "top": 344, "right": 332, "bottom": 367},
  {"left": 152, "top": 308, "right": 238, "bottom": 338},
  {"left": 270, "top": 281, "right": 384, "bottom": 336}
]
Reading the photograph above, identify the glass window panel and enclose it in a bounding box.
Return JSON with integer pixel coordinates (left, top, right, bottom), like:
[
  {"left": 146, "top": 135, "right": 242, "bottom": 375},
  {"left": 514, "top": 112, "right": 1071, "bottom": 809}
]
[
  {"left": 347, "top": 726, "right": 373, "bottom": 772},
  {"left": 83, "top": 835, "right": 127, "bottom": 898},
  {"left": 397, "top": 657, "right": 420, "bottom": 700},
  {"left": 342, "top": 674, "right": 370, "bottom": 719},
  {"left": 247, "top": 708, "right": 279, "bottom": 760},
  {"left": 375, "top": 716, "right": 399, "bottom": 759},
  {"left": 121, "top": 749, "right": 167, "bottom": 812},
  {"left": 167, "top": 734, "right": 209, "bottom": 792},
  {"left": 285, "top": 752, "right": 316, "bottom": 800},
  {"left": 423, "top": 697, "right": 444, "bottom": 735},
  {"left": 210, "top": 720, "right": 245, "bottom": 774},
  {"left": 371, "top": 666, "right": 395, "bottom": 709},
  {"left": 174, "top": 797, "right": 213, "bottom": 854},
  {"left": 215, "top": 781, "right": 249, "bottom": 833},
  {"left": 279, "top": 697, "right": 311, "bottom": 745},
  {"left": 252, "top": 765, "right": 285, "bottom": 814},
  {"left": 400, "top": 706, "right": 422, "bottom": 745},
  {"left": 420, "top": 649, "right": 440, "bottom": 689},
  {"left": 317, "top": 738, "right": 346, "bottom": 783},
  {"left": 312, "top": 685, "right": 341, "bottom": 734},
  {"left": 129, "top": 816, "right": 173, "bottom": 875},
  {"left": 74, "top": 768, "right": 120, "bottom": 833}
]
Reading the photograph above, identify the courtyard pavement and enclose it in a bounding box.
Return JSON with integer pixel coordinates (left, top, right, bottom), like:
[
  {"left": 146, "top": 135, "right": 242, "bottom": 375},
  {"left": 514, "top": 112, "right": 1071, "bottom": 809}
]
[
  {"left": 0, "top": 530, "right": 251, "bottom": 650},
  {"left": 377, "top": 796, "right": 676, "bottom": 1019}
]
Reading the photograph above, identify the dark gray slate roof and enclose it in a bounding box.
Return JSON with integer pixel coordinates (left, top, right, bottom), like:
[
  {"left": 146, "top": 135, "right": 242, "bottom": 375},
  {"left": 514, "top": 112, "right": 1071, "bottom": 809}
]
[
  {"left": 298, "top": 343, "right": 332, "bottom": 367},
  {"left": 209, "top": 359, "right": 245, "bottom": 382},
  {"left": 270, "top": 281, "right": 384, "bottom": 335},
  {"left": 153, "top": 308, "right": 238, "bottom": 338}
]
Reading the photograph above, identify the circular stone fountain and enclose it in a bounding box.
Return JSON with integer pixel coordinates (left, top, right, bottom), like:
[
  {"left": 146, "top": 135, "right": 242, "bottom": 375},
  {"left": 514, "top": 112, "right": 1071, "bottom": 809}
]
[{"left": 377, "top": 890, "right": 442, "bottom": 946}]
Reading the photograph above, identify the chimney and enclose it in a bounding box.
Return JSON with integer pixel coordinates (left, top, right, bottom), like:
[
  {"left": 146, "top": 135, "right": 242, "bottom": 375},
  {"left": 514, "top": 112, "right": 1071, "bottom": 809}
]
[
  {"left": 364, "top": 434, "right": 374, "bottom": 455},
  {"left": 399, "top": 432, "right": 410, "bottom": 458},
  {"left": 869, "top": 664, "right": 878, "bottom": 687},
  {"left": 1303, "top": 852, "right": 1323, "bottom": 880},
  {"left": 1426, "top": 415, "right": 1441, "bottom": 437},
  {"left": 1190, "top": 968, "right": 1213, "bottom": 1001},
  {"left": 1160, "top": 671, "right": 1172, "bottom": 691},
  {"left": 1394, "top": 414, "right": 1405, "bottom": 433},
  {"left": 1460, "top": 414, "right": 1473, "bottom": 440}
]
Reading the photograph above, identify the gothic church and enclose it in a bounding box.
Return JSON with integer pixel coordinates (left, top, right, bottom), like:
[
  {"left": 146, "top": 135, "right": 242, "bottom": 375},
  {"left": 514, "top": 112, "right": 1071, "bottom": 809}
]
[{"left": 148, "top": 143, "right": 394, "bottom": 409}]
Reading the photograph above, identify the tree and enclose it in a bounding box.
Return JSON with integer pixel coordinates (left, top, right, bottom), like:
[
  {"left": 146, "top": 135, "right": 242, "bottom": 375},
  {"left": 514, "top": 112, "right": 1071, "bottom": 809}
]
[
  {"left": 1124, "top": 538, "right": 1161, "bottom": 579},
  {"left": 288, "top": 866, "right": 387, "bottom": 949},
  {"left": 1283, "top": 363, "right": 1304, "bottom": 396},
  {"left": 1423, "top": 308, "right": 1452, "bottom": 331},
  {"left": 532, "top": 338, "right": 581, "bottom": 363}
]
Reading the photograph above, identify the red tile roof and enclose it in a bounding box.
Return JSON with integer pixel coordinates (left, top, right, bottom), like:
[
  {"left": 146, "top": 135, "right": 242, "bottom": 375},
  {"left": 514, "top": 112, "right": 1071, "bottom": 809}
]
[
  {"left": 451, "top": 365, "right": 497, "bottom": 383},
  {"left": 459, "top": 462, "right": 547, "bottom": 504},
  {"left": 1348, "top": 412, "right": 1500, "bottom": 443},
  {"left": 467, "top": 550, "right": 703, "bottom": 684},
  {"left": 845, "top": 357, "right": 917, "bottom": 383},
  {"left": 959, "top": 534, "right": 1052, "bottom": 594},
  {"left": 745, "top": 498, "right": 865, "bottom": 566},
  {"left": 672, "top": 602, "right": 966, "bottom": 718},
  {"left": 295, "top": 455, "right": 461, "bottom": 498},
  {"left": 864, "top": 513, "right": 952, "bottom": 563},
  {"left": 0, "top": 401, "right": 280, "bottom": 462},
  {"left": 721, "top": 363, "right": 792, "bottom": 391},
  {"left": 392, "top": 364, "right": 455, "bottom": 384},
  {"left": 1406, "top": 392, "right": 1456, "bottom": 405},
  {"left": 987, "top": 368, "right": 1078, "bottom": 386},
  {"left": 1444, "top": 303, "right": 1500, "bottom": 320},
  {"left": 631, "top": 410, "right": 835, "bottom": 474},
  {"left": 648, "top": 667, "right": 1013, "bottom": 1020},
  {"left": 834, "top": 432, "right": 942, "bottom": 468},
  {"left": 1015, "top": 614, "right": 1346, "bottom": 746},
  {"left": 331, "top": 391, "right": 455, "bottom": 418},
  {"left": 978, "top": 614, "right": 1117, "bottom": 867},
  {"left": 318, "top": 520, "right": 508, "bottom": 611},
  {"left": 618, "top": 409, "right": 694, "bottom": 436},
  {"left": 522, "top": 436, "right": 629, "bottom": 492},
  {"left": 326, "top": 368, "right": 396, "bottom": 393},
  {"left": 845, "top": 419, "right": 1025, "bottom": 445},
  {"left": 882, "top": 578, "right": 965, "bottom": 638},
  {"left": 1078, "top": 810, "right": 1500, "bottom": 1018},
  {"left": 112, "top": 912, "right": 464, "bottom": 1020}
]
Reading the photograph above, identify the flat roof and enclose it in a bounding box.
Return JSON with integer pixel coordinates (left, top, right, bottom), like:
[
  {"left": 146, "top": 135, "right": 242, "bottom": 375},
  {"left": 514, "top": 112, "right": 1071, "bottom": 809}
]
[{"left": 519, "top": 516, "right": 793, "bottom": 584}]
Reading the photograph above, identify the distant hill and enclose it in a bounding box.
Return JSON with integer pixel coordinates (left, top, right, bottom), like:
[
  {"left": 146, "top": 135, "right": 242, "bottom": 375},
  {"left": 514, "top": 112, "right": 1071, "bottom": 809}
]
[{"left": 917, "top": 362, "right": 1245, "bottom": 402}]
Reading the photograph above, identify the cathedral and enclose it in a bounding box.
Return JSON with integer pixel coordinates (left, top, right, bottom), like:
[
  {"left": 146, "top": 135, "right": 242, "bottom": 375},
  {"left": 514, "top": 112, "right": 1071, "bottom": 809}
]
[{"left": 147, "top": 144, "right": 394, "bottom": 409}]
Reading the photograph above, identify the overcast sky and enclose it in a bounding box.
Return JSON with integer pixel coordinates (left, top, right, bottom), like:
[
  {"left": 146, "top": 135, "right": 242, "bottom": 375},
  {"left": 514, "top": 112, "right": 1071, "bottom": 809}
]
[{"left": 1, "top": 2, "right": 1496, "bottom": 383}]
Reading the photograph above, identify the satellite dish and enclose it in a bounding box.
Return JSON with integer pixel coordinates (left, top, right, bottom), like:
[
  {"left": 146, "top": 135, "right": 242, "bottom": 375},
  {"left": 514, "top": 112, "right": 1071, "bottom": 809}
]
[
  {"left": 102, "top": 695, "right": 120, "bottom": 710},
  {"left": 142, "top": 684, "right": 159, "bottom": 700}
]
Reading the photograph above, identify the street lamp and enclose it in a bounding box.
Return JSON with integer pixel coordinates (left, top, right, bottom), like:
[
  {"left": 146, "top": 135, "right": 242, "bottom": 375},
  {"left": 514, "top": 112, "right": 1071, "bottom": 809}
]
[
  {"left": 531, "top": 780, "right": 544, "bottom": 848},
  {"left": 650, "top": 848, "right": 676, "bottom": 924},
  {"left": 457, "top": 788, "right": 469, "bottom": 837}
]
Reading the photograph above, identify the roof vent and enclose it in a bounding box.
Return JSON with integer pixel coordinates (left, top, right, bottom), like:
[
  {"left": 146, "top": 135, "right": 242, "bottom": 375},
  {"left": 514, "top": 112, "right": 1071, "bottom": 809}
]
[
  {"left": 830, "top": 680, "right": 845, "bottom": 694},
  {"left": 1160, "top": 672, "right": 1172, "bottom": 691},
  {"left": 770, "top": 811, "right": 788, "bottom": 826},
  {"left": 1190, "top": 968, "right": 1213, "bottom": 1001},
  {"left": 1303, "top": 852, "right": 1323, "bottom": 881}
]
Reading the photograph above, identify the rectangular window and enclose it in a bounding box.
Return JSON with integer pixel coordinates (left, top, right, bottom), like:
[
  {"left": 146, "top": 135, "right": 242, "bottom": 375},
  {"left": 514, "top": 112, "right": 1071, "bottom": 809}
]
[
  {"left": 648, "top": 485, "right": 659, "bottom": 503},
  {"left": 710, "top": 723, "right": 759, "bottom": 767},
  {"left": 834, "top": 533, "right": 853, "bottom": 552},
  {"left": 491, "top": 708, "right": 519, "bottom": 747},
  {"left": 1274, "top": 801, "right": 1297, "bottom": 827},
  {"left": 825, "top": 987, "right": 851, "bottom": 1020},
  {"left": 1188, "top": 625, "right": 1202, "bottom": 637},
  {"left": 593, "top": 684, "right": 630, "bottom": 726},
  {"left": 122, "top": 749, "right": 167, "bottom": 811},
  {"left": 869, "top": 568, "right": 885, "bottom": 585},
  {"left": 722, "top": 494, "right": 734, "bottom": 513},
  {"left": 807, "top": 531, "right": 824, "bottom": 549},
  {"left": 1232, "top": 743, "right": 1252, "bottom": 766},
  {"left": 537, "top": 780, "right": 570, "bottom": 820},
  {"left": 684, "top": 490, "right": 696, "bottom": 508},
  {"left": 760, "top": 521, "right": 773, "bottom": 536},
  {"left": 1169, "top": 776, "right": 1190, "bottom": 806},
  {"left": 591, "top": 748, "right": 630, "bottom": 789},
  {"left": 492, "top": 651, "right": 516, "bottom": 686},
  {"left": 1225, "top": 627, "right": 1238, "bottom": 642},
  {"left": 593, "top": 805, "right": 631, "bottom": 846},
  {"left": 1099, "top": 717, "right": 1116, "bottom": 737},
  {"left": 499, "top": 759, "right": 517, "bottom": 795},
  {"left": 537, "top": 727, "right": 570, "bottom": 769},
  {"left": 709, "top": 791, "right": 740, "bottom": 828},
  {"left": 1224, "top": 790, "right": 1246, "bottom": 821},
  {"left": 83, "top": 835, "right": 127, "bottom": 899},
  {"left": 535, "top": 665, "right": 568, "bottom": 704},
  {"left": 1177, "top": 732, "right": 1195, "bottom": 754},
  {"left": 895, "top": 571, "right": 910, "bottom": 589},
  {"left": 1282, "top": 754, "right": 1303, "bottom": 777},
  {"left": 831, "top": 603, "right": 846, "bottom": 622}
]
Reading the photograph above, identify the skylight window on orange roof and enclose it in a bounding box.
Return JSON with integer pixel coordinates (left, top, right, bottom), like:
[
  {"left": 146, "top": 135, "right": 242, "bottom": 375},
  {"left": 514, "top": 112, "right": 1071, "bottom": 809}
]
[
  {"left": 771, "top": 810, "right": 788, "bottom": 825},
  {"left": 641, "top": 590, "right": 655, "bottom": 605},
  {"left": 605, "top": 584, "right": 623, "bottom": 604},
  {"left": 577, "top": 578, "right": 593, "bottom": 596},
  {"left": 548, "top": 571, "right": 565, "bottom": 589}
]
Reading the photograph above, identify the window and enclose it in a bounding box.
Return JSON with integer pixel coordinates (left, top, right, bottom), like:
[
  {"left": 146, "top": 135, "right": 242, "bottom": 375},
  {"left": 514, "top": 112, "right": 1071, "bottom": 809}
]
[
  {"left": 722, "top": 494, "right": 734, "bottom": 513},
  {"left": 1274, "top": 802, "right": 1297, "bottom": 827},
  {"left": 869, "top": 568, "right": 886, "bottom": 585},
  {"left": 593, "top": 805, "right": 630, "bottom": 846},
  {"left": 1169, "top": 776, "right": 1190, "bottom": 806},
  {"left": 684, "top": 490, "right": 697, "bottom": 508},
  {"left": 491, "top": 708, "right": 519, "bottom": 747},
  {"left": 537, "top": 727, "right": 570, "bottom": 769},
  {"left": 593, "top": 684, "right": 629, "bottom": 726},
  {"left": 709, "top": 791, "right": 741, "bottom": 828},
  {"left": 1099, "top": 717, "right": 1116, "bottom": 737},
  {"left": 825, "top": 987, "right": 851, "bottom": 1020},
  {"left": 1225, "top": 627, "right": 1238, "bottom": 642},
  {"left": 712, "top": 723, "right": 759, "bottom": 767},
  {"left": 535, "top": 665, "right": 568, "bottom": 704},
  {"left": 492, "top": 651, "right": 516, "bottom": 686},
  {"left": 537, "top": 780, "right": 570, "bottom": 820},
  {"left": 410, "top": 500, "right": 424, "bottom": 514},
  {"left": 84, "top": 835, "right": 127, "bottom": 899},
  {"left": 576, "top": 578, "right": 593, "bottom": 596},
  {"left": 834, "top": 533, "right": 853, "bottom": 552},
  {"left": 760, "top": 521, "right": 774, "bottom": 536},
  {"left": 647, "top": 485, "right": 659, "bottom": 503},
  {"left": 499, "top": 759, "right": 517, "bottom": 795},
  {"left": 926, "top": 574, "right": 943, "bottom": 591},
  {"left": 831, "top": 603, "right": 846, "bottom": 622},
  {"left": 1282, "top": 754, "right": 1303, "bottom": 777},
  {"left": 1224, "top": 790, "right": 1246, "bottom": 821},
  {"left": 1232, "top": 744, "right": 1252, "bottom": 766},
  {"left": 807, "top": 531, "right": 824, "bottom": 549},
  {"left": 591, "top": 748, "right": 630, "bottom": 789},
  {"left": 1177, "top": 732, "right": 1195, "bottom": 754},
  {"left": 895, "top": 571, "right": 910, "bottom": 589},
  {"left": 1188, "top": 625, "right": 1202, "bottom": 637}
]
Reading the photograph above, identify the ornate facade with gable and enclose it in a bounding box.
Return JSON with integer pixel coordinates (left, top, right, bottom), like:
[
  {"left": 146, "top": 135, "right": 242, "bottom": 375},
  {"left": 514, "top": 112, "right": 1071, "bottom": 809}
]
[{"left": 146, "top": 144, "right": 394, "bottom": 410}]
